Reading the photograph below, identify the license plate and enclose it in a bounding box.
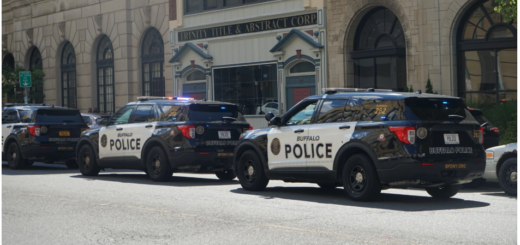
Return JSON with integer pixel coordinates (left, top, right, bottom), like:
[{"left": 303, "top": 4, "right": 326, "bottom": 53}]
[
  {"left": 59, "top": 131, "right": 70, "bottom": 137},
  {"left": 444, "top": 134, "right": 459, "bottom": 145},
  {"left": 445, "top": 164, "right": 466, "bottom": 169},
  {"left": 218, "top": 131, "right": 231, "bottom": 139}
]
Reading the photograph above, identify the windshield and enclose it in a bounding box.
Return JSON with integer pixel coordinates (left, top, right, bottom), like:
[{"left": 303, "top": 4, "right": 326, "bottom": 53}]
[{"left": 35, "top": 109, "right": 84, "bottom": 123}]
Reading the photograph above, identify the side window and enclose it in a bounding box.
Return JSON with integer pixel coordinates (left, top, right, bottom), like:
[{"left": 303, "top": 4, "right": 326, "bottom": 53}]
[
  {"left": 316, "top": 100, "right": 348, "bottom": 123},
  {"left": 2, "top": 110, "right": 19, "bottom": 123},
  {"left": 18, "top": 110, "right": 33, "bottom": 123},
  {"left": 82, "top": 116, "right": 92, "bottom": 125},
  {"left": 109, "top": 106, "right": 135, "bottom": 125},
  {"left": 160, "top": 105, "right": 182, "bottom": 122},
  {"left": 132, "top": 105, "right": 155, "bottom": 123},
  {"left": 346, "top": 99, "right": 402, "bottom": 122},
  {"left": 284, "top": 101, "right": 317, "bottom": 126}
]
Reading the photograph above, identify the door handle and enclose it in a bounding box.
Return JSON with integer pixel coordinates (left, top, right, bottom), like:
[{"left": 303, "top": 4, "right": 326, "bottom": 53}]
[
  {"left": 145, "top": 125, "right": 153, "bottom": 128},
  {"left": 339, "top": 125, "right": 351, "bottom": 129},
  {"left": 116, "top": 128, "right": 123, "bottom": 131},
  {"left": 294, "top": 129, "right": 304, "bottom": 133}
]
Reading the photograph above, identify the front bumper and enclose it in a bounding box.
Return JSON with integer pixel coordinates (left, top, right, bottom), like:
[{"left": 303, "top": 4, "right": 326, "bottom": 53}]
[
  {"left": 482, "top": 159, "right": 498, "bottom": 180},
  {"left": 169, "top": 151, "right": 234, "bottom": 172}
]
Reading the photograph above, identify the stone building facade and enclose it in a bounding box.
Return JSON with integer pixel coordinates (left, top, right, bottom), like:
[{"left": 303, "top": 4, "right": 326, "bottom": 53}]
[
  {"left": 2, "top": 0, "right": 172, "bottom": 113},
  {"left": 326, "top": 0, "right": 517, "bottom": 104}
]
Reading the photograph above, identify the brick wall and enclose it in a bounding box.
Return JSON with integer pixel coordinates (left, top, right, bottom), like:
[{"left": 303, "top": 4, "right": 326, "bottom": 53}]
[{"left": 169, "top": 0, "right": 177, "bottom": 20}]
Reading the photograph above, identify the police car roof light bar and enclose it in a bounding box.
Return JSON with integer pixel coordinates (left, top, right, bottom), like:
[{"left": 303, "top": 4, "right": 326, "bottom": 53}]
[
  {"left": 137, "top": 96, "right": 195, "bottom": 101},
  {"left": 322, "top": 88, "right": 394, "bottom": 94}
]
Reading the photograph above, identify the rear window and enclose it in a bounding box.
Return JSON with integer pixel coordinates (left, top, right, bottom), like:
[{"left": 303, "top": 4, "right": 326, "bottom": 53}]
[
  {"left": 35, "top": 109, "right": 84, "bottom": 123},
  {"left": 404, "top": 98, "right": 467, "bottom": 120},
  {"left": 188, "top": 104, "right": 245, "bottom": 122}
]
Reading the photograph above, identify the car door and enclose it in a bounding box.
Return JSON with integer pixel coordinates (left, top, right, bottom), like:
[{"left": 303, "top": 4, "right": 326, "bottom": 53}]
[
  {"left": 98, "top": 106, "right": 135, "bottom": 163},
  {"left": 267, "top": 100, "right": 318, "bottom": 171},
  {"left": 124, "top": 104, "right": 159, "bottom": 164},
  {"left": 307, "top": 99, "right": 355, "bottom": 171},
  {"left": 2, "top": 109, "right": 20, "bottom": 151}
]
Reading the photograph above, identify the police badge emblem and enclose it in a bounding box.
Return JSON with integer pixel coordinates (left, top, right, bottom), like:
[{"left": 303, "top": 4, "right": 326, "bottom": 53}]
[
  {"left": 101, "top": 134, "right": 107, "bottom": 148},
  {"left": 417, "top": 127, "right": 428, "bottom": 139},
  {"left": 271, "top": 138, "right": 281, "bottom": 155},
  {"left": 196, "top": 126, "right": 205, "bottom": 135},
  {"left": 377, "top": 134, "right": 385, "bottom": 141}
]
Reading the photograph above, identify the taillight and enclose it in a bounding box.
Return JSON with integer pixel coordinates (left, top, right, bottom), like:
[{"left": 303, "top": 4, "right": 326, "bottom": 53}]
[
  {"left": 479, "top": 126, "right": 484, "bottom": 144},
  {"left": 491, "top": 127, "right": 499, "bottom": 134},
  {"left": 389, "top": 126, "right": 415, "bottom": 144},
  {"left": 27, "top": 126, "right": 40, "bottom": 136},
  {"left": 249, "top": 125, "right": 253, "bottom": 130},
  {"left": 178, "top": 125, "right": 195, "bottom": 139}
]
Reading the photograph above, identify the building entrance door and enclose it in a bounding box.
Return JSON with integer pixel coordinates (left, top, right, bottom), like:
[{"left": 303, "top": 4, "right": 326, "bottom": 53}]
[{"left": 286, "top": 76, "right": 316, "bottom": 110}]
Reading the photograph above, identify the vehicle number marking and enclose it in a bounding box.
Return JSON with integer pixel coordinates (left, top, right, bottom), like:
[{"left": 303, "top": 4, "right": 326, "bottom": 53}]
[
  {"left": 443, "top": 134, "right": 459, "bottom": 145},
  {"left": 58, "top": 147, "right": 73, "bottom": 150},
  {"left": 445, "top": 164, "right": 466, "bottom": 169},
  {"left": 217, "top": 153, "right": 234, "bottom": 157},
  {"left": 218, "top": 131, "right": 231, "bottom": 139},
  {"left": 375, "top": 107, "right": 387, "bottom": 114},
  {"left": 59, "top": 131, "right": 70, "bottom": 137}
]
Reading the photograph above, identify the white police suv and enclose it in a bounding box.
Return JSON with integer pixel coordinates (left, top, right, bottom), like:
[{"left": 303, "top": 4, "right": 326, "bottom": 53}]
[
  {"left": 234, "top": 88, "right": 486, "bottom": 201},
  {"left": 76, "top": 97, "right": 251, "bottom": 181}
]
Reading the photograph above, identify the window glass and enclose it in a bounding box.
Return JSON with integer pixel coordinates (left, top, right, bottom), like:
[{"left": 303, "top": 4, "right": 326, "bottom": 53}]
[
  {"left": 35, "top": 109, "right": 83, "bottom": 123},
  {"left": 404, "top": 98, "right": 466, "bottom": 121},
  {"left": 188, "top": 104, "right": 246, "bottom": 121},
  {"left": 285, "top": 101, "right": 317, "bottom": 126},
  {"left": 82, "top": 116, "right": 91, "bottom": 125},
  {"left": 186, "top": 0, "right": 200, "bottom": 13},
  {"left": 290, "top": 62, "right": 315, "bottom": 73},
  {"left": 204, "top": 0, "right": 217, "bottom": 9},
  {"left": 109, "top": 106, "right": 135, "bottom": 125},
  {"left": 18, "top": 110, "right": 33, "bottom": 123},
  {"left": 186, "top": 70, "right": 206, "bottom": 81},
  {"left": 316, "top": 100, "right": 347, "bottom": 123},
  {"left": 159, "top": 105, "right": 183, "bottom": 121},
  {"left": 2, "top": 110, "right": 19, "bottom": 123},
  {"left": 352, "top": 99, "right": 402, "bottom": 121},
  {"left": 132, "top": 105, "right": 154, "bottom": 123},
  {"left": 225, "top": 0, "right": 242, "bottom": 6}
]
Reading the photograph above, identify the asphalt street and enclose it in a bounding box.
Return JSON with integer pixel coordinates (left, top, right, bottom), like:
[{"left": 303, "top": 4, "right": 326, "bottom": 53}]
[{"left": 2, "top": 162, "right": 517, "bottom": 245}]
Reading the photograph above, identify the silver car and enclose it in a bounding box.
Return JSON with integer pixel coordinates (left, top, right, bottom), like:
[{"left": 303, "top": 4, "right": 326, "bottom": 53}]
[
  {"left": 485, "top": 143, "right": 517, "bottom": 196},
  {"left": 81, "top": 113, "right": 111, "bottom": 129}
]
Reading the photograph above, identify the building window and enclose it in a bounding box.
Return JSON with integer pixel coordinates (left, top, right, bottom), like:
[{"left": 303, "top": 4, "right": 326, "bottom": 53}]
[
  {"left": 184, "top": 0, "right": 273, "bottom": 14},
  {"left": 458, "top": 0, "right": 517, "bottom": 105},
  {"left": 96, "top": 35, "right": 115, "bottom": 113},
  {"left": 183, "top": 70, "right": 207, "bottom": 100},
  {"left": 142, "top": 28, "right": 165, "bottom": 96},
  {"left": 3, "top": 53, "right": 14, "bottom": 72},
  {"left": 352, "top": 7, "right": 406, "bottom": 91},
  {"left": 214, "top": 64, "right": 277, "bottom": 115},
  {"left": 289, "top": 61, "right": 315, "bottom": 73},
  {"left": 29, "top": 47, "right": 44, "bottom": 103},
  {"left": 61, "top": 42, "right": 77, "bottom": 108}
]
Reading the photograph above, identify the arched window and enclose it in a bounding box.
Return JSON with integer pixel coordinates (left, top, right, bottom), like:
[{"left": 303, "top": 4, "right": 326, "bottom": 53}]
[
  {"left": 141, "top": 28, "right": 165, "bottom": 96},
  {"left": 352, "top": 7, "right": 406, "bottom": 91},
  {"left": 61, "top": 42, "right": 77, "bottom": 108},
  {"left": 29, "top": 47, "right": 44, "bottom": 103},
  {"left": 186, "top": 70, "right": 206, "bottom": 81},
  {"left": 96, "top": 35, "right": 115, "bottom": 113},
  {"left": 458, "top": 0, "right": 517, "bottom": 104},
  {"left": 3, "top": 53, "right": 15, "bottom": 72},
  {"left": 289, "top": 62, "right": 315, "bottom": 73}
]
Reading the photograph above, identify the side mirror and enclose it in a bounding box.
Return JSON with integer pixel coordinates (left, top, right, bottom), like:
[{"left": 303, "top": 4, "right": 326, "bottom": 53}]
[
  {"left": 268, "top": 117, "right": 281, "bottom": 126},
  {"left": 265, "top": 112, "right": 275, "bottom": 121}
]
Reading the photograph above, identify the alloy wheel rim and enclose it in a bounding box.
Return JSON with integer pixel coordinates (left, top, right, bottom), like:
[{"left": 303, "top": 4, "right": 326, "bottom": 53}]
[
  {"left": 348, "top": 165, "right": 366, "bottom": 193},
  {"left": 152, "top": 155, "right": 162, "bottom": 174},
  {"left": 506, "top": 166, "right": 517, "bottom": 189},
  {"left": 82, "top": 152, "right": 91, "bottom": 170},
  {"left": 243, "top": 160, "right": 255, "bottom": 182},
  {"left": 9, "top": 147, "right": 17, "bottom": 164}
]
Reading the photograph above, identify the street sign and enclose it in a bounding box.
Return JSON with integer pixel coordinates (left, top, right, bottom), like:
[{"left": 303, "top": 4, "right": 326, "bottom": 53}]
[{"left": 19, "top": 71, "right": 32, "bottom": 87}]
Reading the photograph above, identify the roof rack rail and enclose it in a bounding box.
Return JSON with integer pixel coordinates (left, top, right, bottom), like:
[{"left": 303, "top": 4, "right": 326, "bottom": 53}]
[
  {"left": 322, "top": 88, "right": 394, "bottom": 95},
  {"left": 136, "top": 96, "right": 195, "bottom": 101}
]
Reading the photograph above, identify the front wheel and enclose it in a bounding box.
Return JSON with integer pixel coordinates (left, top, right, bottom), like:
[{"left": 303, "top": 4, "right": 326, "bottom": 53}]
[
  {"left": 146, "top": 146, "right": 173, "bottom": 182},
  {"left": 7, "top": 142, "right": 27, "bottom": 170},
  {"left": 77, "top": 145, "right": 101, "bottom": 176},
  {"left": 498, "top": 157, "right": 517, "bottom": 196},
  {"left": 342, "top": 154, "right": 381, "bottom": 201},
  {"left": 426, "top": 185, "right": 461, "bottom": 198},
  {"left": 237, "top": 150, "right": 269, "bottom": 191},
  {"left": 215, "top": 170, "right": 236, "bottom": 181}
]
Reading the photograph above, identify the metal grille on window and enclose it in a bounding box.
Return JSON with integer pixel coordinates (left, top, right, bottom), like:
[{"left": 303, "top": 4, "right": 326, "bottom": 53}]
[
  {"left": 142, "top": 28, "right": 165, "bottom": 96},
  {"left": 61, "top": 42, "right": 77, "bottom": 108},
  {"left": 97, "top": 35, "right": 115, "bottom": 113}
]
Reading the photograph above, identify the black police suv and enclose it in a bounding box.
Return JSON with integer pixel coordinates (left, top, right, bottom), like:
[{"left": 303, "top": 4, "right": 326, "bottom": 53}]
[
  {"left": 233, "top": 89, "right": 486, "bottom": 201},
  {"left": 75, "top": 97, "right": 251, "bottom": 181},
  {"left": 2, "top": 104, "right": 87, "bottom": 169}
]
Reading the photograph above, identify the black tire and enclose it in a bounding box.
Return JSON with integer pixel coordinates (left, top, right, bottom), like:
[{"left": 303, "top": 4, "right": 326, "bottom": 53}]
[
  {"left": 146, "top": 146, "right": 173, "bottom": 182},
  {"left": 426, "top": 185, "right": 461, "bottom": 198},
  {"left": 342, "top": 154, "right": 381, "bottom": 201},
  {"left": 317, "top": 182, "right": 337, "bottom": 189},
  {"left": 6, "top": 142, "right": 27, "bottom": 170},
  {"left": 237, "top": 150, "right": 269, "bottom": 191},
  {"left": 215, "top": 169, "right": 236, "bottom": 181},
  {"left": 65, "top": 160, "right": 79, "bottom": 169},
  {"left": 463, "top": 177, "right": 486, "bottom": 188},
  {"left": 498, "top": 157, "right": 517, "bottom": 196},
  {"left": 77, "top": 145, "right": 101, "bottom": 176}
]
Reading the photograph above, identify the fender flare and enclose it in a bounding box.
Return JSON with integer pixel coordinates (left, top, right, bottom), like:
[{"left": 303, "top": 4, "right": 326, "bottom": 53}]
[
  {"left": 234, "top": 141, "right": 268, "bottom": 170},
  {"left": 76, "top": 138, "right": 99, "bottom": 160},
  {"left": 333, "top": 141, "right": 379, "bottom": 173}
]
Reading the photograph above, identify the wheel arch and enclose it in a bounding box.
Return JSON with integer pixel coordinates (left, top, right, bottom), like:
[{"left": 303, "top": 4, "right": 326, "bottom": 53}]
[
  {"left": 4, "top": 135, "right": 21, "bottom": 155},
  {"left": 333, "top": 141, "right": 379, "bottom": 181},
  {"left": 496, "top": 151, "right": 517, "bottom": 174},
  {"left": 234, "top": 141, "right": 268, "bottom": 171},
  {"left": 141, "top": 137, "right": 171, "bottom": 168},
  {"left": 76, "top": 138, "right": 98, "bottom": 160}
]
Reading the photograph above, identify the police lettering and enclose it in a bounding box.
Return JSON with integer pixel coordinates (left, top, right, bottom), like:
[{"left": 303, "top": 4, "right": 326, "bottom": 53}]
[
  {"left": 110, "top": 138, "right": 141, "bottom": 151},
  {"left": 285, "top": 143, "right": 332, "bottom": 159}
]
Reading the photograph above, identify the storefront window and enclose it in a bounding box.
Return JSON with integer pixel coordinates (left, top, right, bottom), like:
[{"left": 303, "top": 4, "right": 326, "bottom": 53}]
[
  {"left": 214, "top": 64, "right": 277, "bottom": 115},
  {"left": 185, "top": 0, "right": 273, "bottom": 14}
]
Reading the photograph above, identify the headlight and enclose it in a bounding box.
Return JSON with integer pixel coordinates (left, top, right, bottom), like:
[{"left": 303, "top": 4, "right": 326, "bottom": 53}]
[{"left": 486, "top": 151, "right": 494, "bottom": 159}]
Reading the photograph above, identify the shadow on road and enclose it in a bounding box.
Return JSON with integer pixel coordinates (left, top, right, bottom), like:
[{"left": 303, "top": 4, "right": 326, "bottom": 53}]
[
  {"left": 230, "top": 187, "right": 490, "bottom": 211},
  {"left": 70, "top": 173, "right": 240, "bottom": 187},
  {"left": 2, "top": 163, "right": 80, "bottom": 175},
  {"left": 481, "top": 192, "right": 517, "bottom": 199}
]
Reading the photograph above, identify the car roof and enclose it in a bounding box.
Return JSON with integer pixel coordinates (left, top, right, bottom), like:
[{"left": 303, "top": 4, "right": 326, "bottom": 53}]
[
  {"left": 305, "top": 92, "right": 461, "bottom": 100},
  {"left": 81, "top": 113, "right": 111, "bottom": 118},
  {"left": 3, "top": 105, "right": 74, "bottom": 110},
  {"left": 125, "top": 100, "right": 238, "bottom": 106}
]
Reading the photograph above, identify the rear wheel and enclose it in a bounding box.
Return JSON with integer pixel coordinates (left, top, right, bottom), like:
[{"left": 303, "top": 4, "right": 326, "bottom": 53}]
[
  {"left": 498, "top": 157, "right": 517, "bottom": 196},
  {"left": 146, "top": 146, "right": 173, "bottom": 182},
  {"left": 7, "top": 142, "right": 27, "bottom": 170},
  {"left": 426, "top": 185, "right": 461, "bottom": 198},
  {"left": 317, "top": 183, "right": 337, "bottom": 189},
  {"left": 77, "top": 145, "right": 100, "bottom": 176},
  {"left": 237, "top": 150, "right": 269, "bottom": 191},
  {"left": 215, "top": 170, "right": 236, "bottom": 181},
  {"left": 342, "top": 154, "right": 381, "bottom": 201},
  {"left": 65, "top": 160, "right": 78, "bottom": 169}
]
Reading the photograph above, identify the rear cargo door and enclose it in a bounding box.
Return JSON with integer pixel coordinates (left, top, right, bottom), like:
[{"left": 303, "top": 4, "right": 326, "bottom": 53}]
[{"left": 35, "top": 109, "right": 86, "bottom": 150}]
